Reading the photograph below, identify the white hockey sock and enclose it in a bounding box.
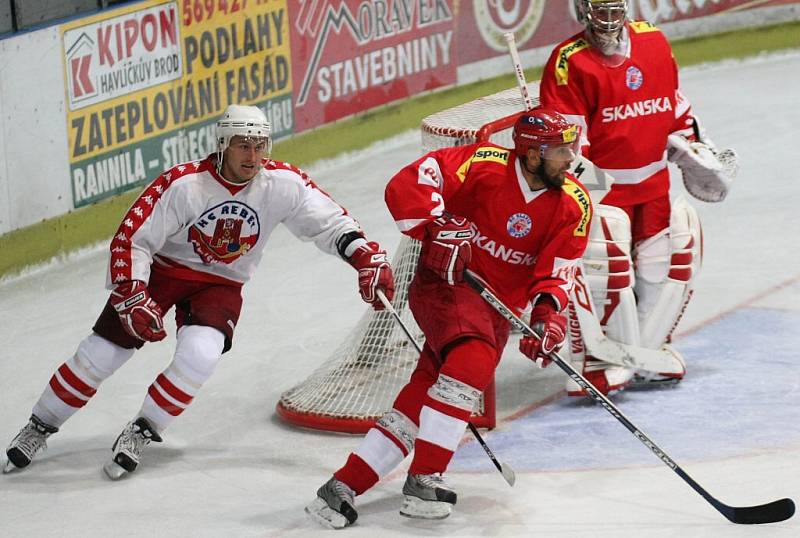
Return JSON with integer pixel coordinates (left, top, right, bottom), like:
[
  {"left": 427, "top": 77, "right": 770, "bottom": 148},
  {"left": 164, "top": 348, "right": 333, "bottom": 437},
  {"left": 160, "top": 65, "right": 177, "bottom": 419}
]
[
  {"left": 137, "top": 325, "right": 224, "bottom": 433},
  {"left": 33, "top": 333, "right": 135, "bottom": 428}
]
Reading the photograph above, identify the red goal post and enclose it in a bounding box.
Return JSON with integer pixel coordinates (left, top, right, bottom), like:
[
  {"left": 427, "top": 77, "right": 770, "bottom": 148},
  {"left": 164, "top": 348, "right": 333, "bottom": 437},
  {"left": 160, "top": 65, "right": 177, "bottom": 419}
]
[{"left": 275, "top": 84, "right": 542, "bottom": 434}]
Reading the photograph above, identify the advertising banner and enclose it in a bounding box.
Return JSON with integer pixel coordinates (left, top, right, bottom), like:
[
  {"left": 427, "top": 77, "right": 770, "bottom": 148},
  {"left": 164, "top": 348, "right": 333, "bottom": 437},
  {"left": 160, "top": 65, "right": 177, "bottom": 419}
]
[
  {"left": 288, "top": 0, "right": 457, "bottom": 131},
  {"left": 62, "top": 0, "right": 293, "bottom": 208}
]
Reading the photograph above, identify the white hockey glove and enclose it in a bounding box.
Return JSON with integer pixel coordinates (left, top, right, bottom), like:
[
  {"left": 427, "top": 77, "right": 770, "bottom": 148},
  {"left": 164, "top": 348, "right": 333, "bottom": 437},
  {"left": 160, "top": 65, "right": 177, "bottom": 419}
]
[{"left": 668, "top": 134, "right": 739, "bottom": 203}]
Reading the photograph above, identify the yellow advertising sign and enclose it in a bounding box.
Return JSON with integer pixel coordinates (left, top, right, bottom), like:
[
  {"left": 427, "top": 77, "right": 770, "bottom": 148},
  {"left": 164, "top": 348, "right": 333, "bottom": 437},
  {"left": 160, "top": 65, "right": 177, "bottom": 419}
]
[{"left": 62, "top": 0, "right": 292, "bottom": 165}]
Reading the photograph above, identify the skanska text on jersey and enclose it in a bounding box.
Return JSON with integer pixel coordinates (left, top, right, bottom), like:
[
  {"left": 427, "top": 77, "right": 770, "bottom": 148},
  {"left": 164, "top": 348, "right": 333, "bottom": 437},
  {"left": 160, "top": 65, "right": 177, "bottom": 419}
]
[
  {"left": 471, "top": 228, "right": 536, "bottom": 266},
  {"left": 601, "top": 97, "right": 672, "bottom": 123}
]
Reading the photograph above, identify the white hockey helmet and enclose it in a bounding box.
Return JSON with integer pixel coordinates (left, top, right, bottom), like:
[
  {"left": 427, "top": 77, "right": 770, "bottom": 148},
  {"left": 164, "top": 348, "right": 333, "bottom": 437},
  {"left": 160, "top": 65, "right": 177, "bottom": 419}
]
[
  {"left": 574, "top": 0, "right": 628, "bottom": 34},
  {"left": 216, "top": 104, "right": 272, "bottom": 169}
]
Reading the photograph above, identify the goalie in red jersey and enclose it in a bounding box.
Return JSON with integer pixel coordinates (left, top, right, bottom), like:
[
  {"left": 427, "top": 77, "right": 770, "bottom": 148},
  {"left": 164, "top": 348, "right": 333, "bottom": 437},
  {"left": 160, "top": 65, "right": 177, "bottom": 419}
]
[
  {"left": 306, "top": 108, "right": 592, "bottom": 528},
  {"left": 539, "top": 0, "right": 739, "bottom": 396}
]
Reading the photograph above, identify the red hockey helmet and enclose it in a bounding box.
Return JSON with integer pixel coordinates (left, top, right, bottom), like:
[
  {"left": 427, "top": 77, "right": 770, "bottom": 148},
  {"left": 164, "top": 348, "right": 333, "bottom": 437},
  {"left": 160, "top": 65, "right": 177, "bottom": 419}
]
[{"left": 512, "top": 108, "right": 581, "bottom": 161}]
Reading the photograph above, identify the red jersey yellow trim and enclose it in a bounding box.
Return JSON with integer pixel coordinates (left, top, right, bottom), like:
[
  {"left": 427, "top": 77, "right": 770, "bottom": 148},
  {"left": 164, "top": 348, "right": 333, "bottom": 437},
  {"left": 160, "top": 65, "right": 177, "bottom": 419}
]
[
  {"left": 555, "top": 38, "right": 590, "bottom": 86},
  {"left": 562, "top": 178, "right": 592, "bottom": 237},
  {"left": 456, "top": 146, "right": 510, "bottom": 182},
  {"left": 630, "top": 21, "right": 660, "bottom": 34}
]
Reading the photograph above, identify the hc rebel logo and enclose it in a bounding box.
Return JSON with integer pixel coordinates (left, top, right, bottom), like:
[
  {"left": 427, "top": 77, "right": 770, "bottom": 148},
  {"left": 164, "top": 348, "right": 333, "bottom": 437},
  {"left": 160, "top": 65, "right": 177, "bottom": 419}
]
[{"left": 189, "top": 201, "right": 260, "bottom": 265}]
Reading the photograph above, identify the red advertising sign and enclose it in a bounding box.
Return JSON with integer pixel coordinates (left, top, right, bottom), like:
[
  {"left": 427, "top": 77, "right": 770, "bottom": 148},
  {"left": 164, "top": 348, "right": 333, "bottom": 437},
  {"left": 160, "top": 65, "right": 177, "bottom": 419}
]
[{"left": 289, "top": 0, "right": 457, "bottom": 131}]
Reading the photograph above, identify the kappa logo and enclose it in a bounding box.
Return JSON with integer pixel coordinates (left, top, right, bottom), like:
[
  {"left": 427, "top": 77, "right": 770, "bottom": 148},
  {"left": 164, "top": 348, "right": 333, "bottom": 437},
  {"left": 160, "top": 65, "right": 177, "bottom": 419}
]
[{"left": 189, "top": 201, "right": 260, "bottom": 265}]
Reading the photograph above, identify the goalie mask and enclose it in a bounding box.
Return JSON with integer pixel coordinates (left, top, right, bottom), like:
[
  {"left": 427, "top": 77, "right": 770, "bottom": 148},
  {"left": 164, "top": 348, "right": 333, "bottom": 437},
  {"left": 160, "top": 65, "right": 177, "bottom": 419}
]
[
  {"left": 574, "top": 0, "right": 629, "bottom": 63},
  {"left": 216, "top": 104, "right": 272, "bottom": 172},
  {"left": 513, "top": 109, "right": 581, "bottom": 162}
]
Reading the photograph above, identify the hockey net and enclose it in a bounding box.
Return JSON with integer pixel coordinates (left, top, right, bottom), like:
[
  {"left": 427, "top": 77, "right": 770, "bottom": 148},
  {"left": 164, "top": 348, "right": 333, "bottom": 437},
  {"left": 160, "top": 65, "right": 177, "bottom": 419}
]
[{"left": 275, "top": 84, "right": 542, "bottom": 433}]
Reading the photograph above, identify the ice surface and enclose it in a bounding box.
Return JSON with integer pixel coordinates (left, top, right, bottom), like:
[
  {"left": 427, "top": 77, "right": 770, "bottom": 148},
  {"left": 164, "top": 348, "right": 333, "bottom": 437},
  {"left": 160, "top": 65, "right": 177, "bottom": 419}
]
[{"left": 1, "top": 51, "right": 799, "bottom": 537}]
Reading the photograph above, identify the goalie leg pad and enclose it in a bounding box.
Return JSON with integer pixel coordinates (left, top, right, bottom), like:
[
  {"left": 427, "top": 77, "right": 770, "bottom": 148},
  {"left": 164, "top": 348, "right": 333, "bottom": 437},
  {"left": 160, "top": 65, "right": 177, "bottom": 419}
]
[
  {"left": 583, "top": 204, "right": 640, "bottom": 347},
  {"left": 565, "top": 205, "right": 637, "bottom": 396},
  {"left": 566, "top": 265, "right": 634, "bottom": 397},
  {"left": 635, "top": 196, "right": 702, "bottom": 352}
]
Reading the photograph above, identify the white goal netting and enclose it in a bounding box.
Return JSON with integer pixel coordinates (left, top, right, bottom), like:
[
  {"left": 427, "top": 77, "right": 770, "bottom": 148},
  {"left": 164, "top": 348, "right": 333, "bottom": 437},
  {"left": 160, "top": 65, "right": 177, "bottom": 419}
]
[{"left": 275, "top": 84, "right": 542, "bottom": 433}]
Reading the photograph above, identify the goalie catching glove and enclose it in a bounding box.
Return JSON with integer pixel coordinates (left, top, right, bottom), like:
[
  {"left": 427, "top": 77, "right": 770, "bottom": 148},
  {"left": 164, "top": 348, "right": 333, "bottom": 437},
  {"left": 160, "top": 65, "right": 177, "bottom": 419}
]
[
  {"left": 519, "top": 298, "right": 567, "bottom": 368},
  {"left": 421, "top": 214, "right": 475, "bottom": 285},
  {"left": 348, "top": 241, "right": 395, "bottom": 310},
  {"left": 668, "top": 134, "right": 738, "bottom": 203},
  {"left": 111, "top": 280, "right": 166, "bottom": 342}
]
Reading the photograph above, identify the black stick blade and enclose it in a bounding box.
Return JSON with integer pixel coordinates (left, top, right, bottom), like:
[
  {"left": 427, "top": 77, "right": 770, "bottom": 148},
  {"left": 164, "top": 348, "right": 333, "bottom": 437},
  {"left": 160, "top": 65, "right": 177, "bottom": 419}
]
[{"left": 723, "top": 498, "right": 795, "bottom": 524}]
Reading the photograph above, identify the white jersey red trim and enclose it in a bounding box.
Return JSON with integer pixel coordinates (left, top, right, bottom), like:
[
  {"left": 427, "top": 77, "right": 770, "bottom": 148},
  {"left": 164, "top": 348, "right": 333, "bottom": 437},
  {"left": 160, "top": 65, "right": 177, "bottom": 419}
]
[{"left": 107, "top": 155, "right": 362, "bottom": 288}]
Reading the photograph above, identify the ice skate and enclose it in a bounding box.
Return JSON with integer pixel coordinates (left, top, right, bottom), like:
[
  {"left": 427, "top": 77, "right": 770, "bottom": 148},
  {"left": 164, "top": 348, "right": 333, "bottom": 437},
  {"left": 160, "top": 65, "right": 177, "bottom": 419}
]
[
  {"left": 103, "top": 417, "right": 162, "bottom": 480},
  {"left": 305, "top": 477, "right": 358, "bottom": 529},
  {"left": 4, "top": 415, "right": 58, "bottom": 473},
  {"left": 400, "top": 473, "right": 457, "bottom": 519}
]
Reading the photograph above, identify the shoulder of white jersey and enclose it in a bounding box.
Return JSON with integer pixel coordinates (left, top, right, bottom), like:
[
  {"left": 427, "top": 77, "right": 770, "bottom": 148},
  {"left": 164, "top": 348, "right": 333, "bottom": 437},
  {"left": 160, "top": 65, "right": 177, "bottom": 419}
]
[
  {"left": 560, "top": 176, "right": 593, "bottom": 237},
  {"left": 152, "top": 157, "right": 211, "bottom": 192},
  {"left": 548, "top": 32, "right": 592, "bottom": 86},
  {"left": 264, "top": 159, "right": 313, "bottom": 184}
]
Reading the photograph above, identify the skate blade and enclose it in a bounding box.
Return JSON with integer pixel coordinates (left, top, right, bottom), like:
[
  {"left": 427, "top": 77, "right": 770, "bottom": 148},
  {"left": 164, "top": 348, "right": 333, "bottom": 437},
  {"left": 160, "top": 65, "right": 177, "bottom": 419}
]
[
  {"left": 103, "top": 459, "right": 129, "bottom": 481},
  {"left": 399, "top": 495, "right": 453, "bottom": 519},
  {"left": 3, "top": 460, "right": 22, "bottom": 474},
  {"left": 304, "top": 497, "right": 351, "bottom": 529}
]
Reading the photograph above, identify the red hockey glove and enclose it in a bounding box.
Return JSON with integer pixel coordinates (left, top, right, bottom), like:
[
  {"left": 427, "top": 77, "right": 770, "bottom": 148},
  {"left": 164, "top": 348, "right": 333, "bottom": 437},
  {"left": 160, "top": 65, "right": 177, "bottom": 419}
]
[
  {"left": 349, "top": 241, "right": 395, "bottom": 310},
  {"left": 111, "top": 280, "right": 167, "bottom": 342},
  {"left": 422, "top": 215, "right": 474, "bottom": 285},
  {"left": 519, "top": 300, "right": 566, "bottom": 368}
]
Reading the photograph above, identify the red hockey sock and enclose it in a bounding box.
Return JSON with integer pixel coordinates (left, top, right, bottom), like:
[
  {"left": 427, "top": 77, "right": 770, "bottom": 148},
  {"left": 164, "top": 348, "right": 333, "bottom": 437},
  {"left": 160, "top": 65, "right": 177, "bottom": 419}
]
[{"left": 334, "top": 453, "right": 380, "bottom": 496}]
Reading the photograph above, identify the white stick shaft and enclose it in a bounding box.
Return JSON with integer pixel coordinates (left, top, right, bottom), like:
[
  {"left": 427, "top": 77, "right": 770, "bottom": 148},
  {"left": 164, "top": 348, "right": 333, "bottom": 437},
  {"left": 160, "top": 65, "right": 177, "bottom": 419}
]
[{"left": 504, "top": 32, "right": 534, "bottom": 111}]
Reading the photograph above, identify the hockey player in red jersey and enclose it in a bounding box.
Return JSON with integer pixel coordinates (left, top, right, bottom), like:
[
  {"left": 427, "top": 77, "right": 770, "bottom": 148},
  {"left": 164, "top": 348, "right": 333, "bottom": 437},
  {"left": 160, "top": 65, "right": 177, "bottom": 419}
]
[
  {"left": 3, "top": 104, "right": 395, "bottom": 479},
  {"left": 306, "top": 108, "right": 592, "bottom": 528},
  {"left": 539, "top": 0, "right": 738, "bottom": 396}
]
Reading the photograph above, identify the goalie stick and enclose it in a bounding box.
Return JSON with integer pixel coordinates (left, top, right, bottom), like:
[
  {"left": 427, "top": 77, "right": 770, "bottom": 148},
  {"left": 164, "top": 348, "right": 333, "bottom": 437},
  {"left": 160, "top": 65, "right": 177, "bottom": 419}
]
[
  {"left": 463, "top": 269, "right": 795, "bottom": 525},
  {"left": 376, "top": 290, "right": 516, "bottom": 487}
]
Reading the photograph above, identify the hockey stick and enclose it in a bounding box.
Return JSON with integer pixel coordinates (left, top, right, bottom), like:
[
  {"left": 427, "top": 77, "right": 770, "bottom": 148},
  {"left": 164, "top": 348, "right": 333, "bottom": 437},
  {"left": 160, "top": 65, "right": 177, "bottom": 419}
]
[
  {"left": 462, "top": 270, "right": 794, "bottom": 524},
  {"left": 376, "top": 289, "right": 517, "bottom": 487}
]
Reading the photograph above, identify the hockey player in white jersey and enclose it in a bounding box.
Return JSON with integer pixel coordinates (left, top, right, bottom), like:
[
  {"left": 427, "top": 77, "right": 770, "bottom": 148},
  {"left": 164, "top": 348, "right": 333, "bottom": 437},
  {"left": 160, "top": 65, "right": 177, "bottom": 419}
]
[{"left": 3, "top": 104, "right": 395, "bottom": 479}]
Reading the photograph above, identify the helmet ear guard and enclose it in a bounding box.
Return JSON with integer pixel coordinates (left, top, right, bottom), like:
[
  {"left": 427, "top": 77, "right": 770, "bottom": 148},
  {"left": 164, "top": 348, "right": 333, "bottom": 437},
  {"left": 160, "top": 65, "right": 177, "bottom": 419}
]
[{"left": 216, "top": 104, "right": 272, "bottom": 171}]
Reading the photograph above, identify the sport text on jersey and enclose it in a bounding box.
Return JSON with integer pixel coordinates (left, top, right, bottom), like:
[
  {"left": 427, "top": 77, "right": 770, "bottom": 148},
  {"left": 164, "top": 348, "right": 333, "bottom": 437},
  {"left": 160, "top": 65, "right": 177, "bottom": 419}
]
[
  {"left": 456, "top": 147, "right": 509, "bottom": 182},
  {"left": 189, "top": 201, "right": 261, "bottom": 265},
  {"left": 555, "top": 38, "right": 589, "bottom": 86},
  {"left": 601, "top": 97, "right": 673, "bottom": 123},
  {"left": 473, "top": 148, "right": 510, "bottom": 164}
]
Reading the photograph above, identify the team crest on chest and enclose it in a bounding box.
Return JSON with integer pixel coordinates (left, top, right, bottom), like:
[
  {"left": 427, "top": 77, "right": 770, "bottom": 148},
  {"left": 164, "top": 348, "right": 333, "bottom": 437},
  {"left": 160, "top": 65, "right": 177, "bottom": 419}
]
[
  {"left": 507, "top": 213, "right": 532, "bottom": 238},
  {"left": 626, "top": 66, "right": 644, "bottom": 90},
  {"left": 189, "top": 201, "right": 260, "bottom": 264}
]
